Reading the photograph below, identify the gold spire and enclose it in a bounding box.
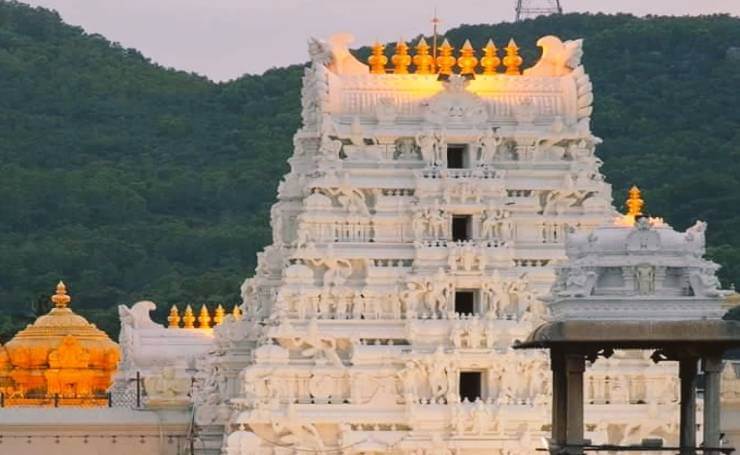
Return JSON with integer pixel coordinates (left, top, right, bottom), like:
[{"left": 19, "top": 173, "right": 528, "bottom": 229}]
[
  {"left": 183, "top": 305, "right": 195, "bottom": 329},
  {"left": 167, "top": 305, "right": 181, "bottom": 329},
  {"left": 51, "top": 281, "right": 71, "bottom": 309},
  {"left": 232, "top": 304, "right": 243, "bottom": 320},
  {"left": 457, "top": 39, "right": 478, "bottom": 79},
  {"left": 626, "top": 185, "right": 645, "bottom": 218},
  {"left": 503, "top": 39, "right": 523, "bottom": 75},
  {"left": 436, "top": 39, "right": 456, "bottom": 80},
  {"left": 413, "top": 38, "right": 434, "bottom": 75},
  {"left": 197, "top": 305, "right": 211, "bottom": 329},
  {"left": 392, "top": 40, "right": 411, "bottom": 74},
  {"left": 481, "top": 39, "right": 500, "bottom": 75},
  {"left": 368, "top": 42, "right": 388, "bottom": 74},
  {"left": 214, "top": 304, "right": 225, "bottom": 325}
]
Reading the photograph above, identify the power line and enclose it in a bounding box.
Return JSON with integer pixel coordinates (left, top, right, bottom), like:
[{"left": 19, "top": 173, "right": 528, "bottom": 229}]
[{"left": 515, "top": 0, "right": 563, "bottom": 22}]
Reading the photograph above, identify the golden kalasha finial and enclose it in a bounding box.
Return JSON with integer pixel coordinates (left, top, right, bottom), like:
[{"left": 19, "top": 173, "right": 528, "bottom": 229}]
[
  {"left": 197, "top": 305, "right": 211, "bottom": 328},
  {"left": 413, "top": 38, "right": 434, "bottom": 75},
  {"left": 368, "top": 42, "right": 388, "bottom": 74},
  {"left": 457, "top": 39, "right": 478, "bottom": 79},
  {"left": 167, "top": 305, "right": 181, "bottom": 329},
  {"left": 214, "top": 304, "right": 225, "bottom": 325},
  {"left": 392, "top": 40, "right": 411, "bottom": 74},
  {"left": 232, "top": 304, "right": 243, "bottom": 320},
  {"left": 51, "top": 281, "right": 71, "bottom": 309},
  {"left": 182, "top": 304, "right": 195, "bottom": 329},
  {"left": 503, "top": 39, "right": 523, "bottom": 76},
  {"left": 436, "top": 39, "right": 456, "bottom": 80},
  {"left": 626, "top": 185, "right": 645, "bottom": 218},
  {"left": 481, "top": 39, "right": 500, "bottom": 75}
]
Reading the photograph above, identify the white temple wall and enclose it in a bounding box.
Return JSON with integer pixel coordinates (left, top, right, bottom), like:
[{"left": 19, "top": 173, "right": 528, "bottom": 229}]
[{"left": 0, "top": 408, "right": 190, "bottom": 455}]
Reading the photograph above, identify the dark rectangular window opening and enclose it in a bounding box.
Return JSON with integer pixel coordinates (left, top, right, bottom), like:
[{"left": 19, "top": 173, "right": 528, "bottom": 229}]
[
  {"left": 459, "top": 371, "right": 482, "bottom": 402},
  {"left": 452, "top": 215, "right": 472, "bottom": 241},
  {"left": 447, "top": 145, "right": 467, "bottom": 169},
  {"left": 455, "top": 291, "right": 475, "bottom": 315}
]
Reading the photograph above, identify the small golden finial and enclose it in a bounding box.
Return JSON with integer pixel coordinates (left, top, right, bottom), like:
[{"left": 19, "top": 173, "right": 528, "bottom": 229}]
[
  {"left": 457, "top": 39, "right": 478, "bottom": 79},
  {"left": 167, "top": 305, "right": 180, "bottom": 329},
  {"left": 368, "top": 42, "right": 388, "bottom": 74},
  {"left": 481, "top": 39, "right": 500, "bottom": 75},
  {"left": 503, "top": 39, "right": 523, "bottom": 76},
  {"left": 214, "top": 304, "right": 225, "bottom": 325},
  {"left": 392, "top": 40, "right": 411, "bottom": 74},
  {"left": 51, "top": 281, "right": 71, "bottom": 309},
  {"left": 626, "top": 185, "right": 645, "bottom": 218},
  {"left": 197, "top": 305, "right": 211, "bottom": 329},
  {"left": 232, "top": 304, "right": 243, "bottom": 320},
  {"left": 436, "top": 39, "right": 456, "bottom": 80},
  {"left": 413, "top": 38, "right": 434, "bottom": 75},
  {"left": 182, "top": 305, "right": 195, "bottom": 329}
]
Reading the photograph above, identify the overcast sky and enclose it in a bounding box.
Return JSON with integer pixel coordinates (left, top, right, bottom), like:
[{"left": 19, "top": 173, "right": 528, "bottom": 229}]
[{"left": 21, "top": 0, "right": 740, "bottom": 81}]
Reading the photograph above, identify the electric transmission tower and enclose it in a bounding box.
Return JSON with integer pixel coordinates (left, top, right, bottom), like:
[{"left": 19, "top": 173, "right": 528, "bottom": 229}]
[{"left": 515, "top": 0, "right": 563, "bottom": 22}]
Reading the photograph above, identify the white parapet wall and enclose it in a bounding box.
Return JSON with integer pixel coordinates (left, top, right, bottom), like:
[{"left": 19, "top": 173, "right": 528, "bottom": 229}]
[{"left": 0, "top": 408, "right": 191, "bottom": 455}]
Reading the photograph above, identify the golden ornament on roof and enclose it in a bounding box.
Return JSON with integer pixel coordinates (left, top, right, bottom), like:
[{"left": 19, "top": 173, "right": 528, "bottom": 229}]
[
  {"left": 182, "top": 305, "right": 195, "bottom": 329},
  {"left": 214, "top": 304, "right": 225, "bottom": 325},
  {"left": 51, "top": 281, "right": 71, "bottom": 308},
  {"left": 626, "top": 185, "right": 645, "bottom": 218},
  {"left": 436, "top": 39, "right": 456, "bottom": 80},
  {"left": 167, "top": 305, "right": 180, "bottom": 328},
  {"left": 503, "top": 39, "right": 523, "bottom": 75},
  {"left": 457, "top": 39, "right": 478, "bottom": 79},
  {"left": 481, "top": 39, "right": 500, "bottom": 75},
  {"left": 392, "top": 40, "right": 411, "bottom": 74},
  {"left": 368, "top": 42, "right": 388, "bottom": 74},
  {"left": 197, "top": 305, "right": 211, "bottom": 329},
  {"left": 232, "top": 304, "right": 243, "bottom": 320},
  {"left": 413, "top": 38, "right": 434, "bottom": 75}
]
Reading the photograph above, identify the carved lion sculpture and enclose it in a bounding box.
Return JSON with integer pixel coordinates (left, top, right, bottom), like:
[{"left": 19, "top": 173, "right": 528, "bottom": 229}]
[{"left": 524, "top": 35, "right": 584, "bottom": 77}]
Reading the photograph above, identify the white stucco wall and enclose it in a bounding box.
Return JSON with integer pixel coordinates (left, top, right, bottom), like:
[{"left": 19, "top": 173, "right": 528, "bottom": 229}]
[{"left": 0, "top": 408, "right": 191, "bottom": 455}]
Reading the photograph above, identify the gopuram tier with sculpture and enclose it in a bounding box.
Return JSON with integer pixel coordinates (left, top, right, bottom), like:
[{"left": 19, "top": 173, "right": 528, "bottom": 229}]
[{"left": 3, "top": 32, "right": 740, "bottom": 455}]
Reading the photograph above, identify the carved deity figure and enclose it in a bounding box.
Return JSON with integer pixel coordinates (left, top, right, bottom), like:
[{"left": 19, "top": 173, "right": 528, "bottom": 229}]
[
  {"left": 434, "top": 130, "right": 448, "bottom": 167},
  {"left": 428, "top": 202, "right": 449, "bottom": 239},
  {"left": 689, "top": 268, "right": 722, "bottom": 297},
  {"left": 560, "top": 267, "right": 597, "bottom": 297},
  {"left": 144, "top": 366, "right": 191, "bottom": 405},
  {"left": 477, "top": 128, "right": 503, "bottom": 165},
  {"left": 425, "top": 269, "right": 452, "bottom": 315},
  {"left": 397, "top": 360, "right": 422, "bottom": 401},
  {"left": 271, "top": 405, "right": 325, "bottom": 452},
  {"left": 416, "top": 131, "right": 437, "bottom": 166},
  {"left": 326, "top": 176, "right": 369, "bottom": 216},
  {"left": 402, "top": 281, "right": 424, "bottom": 318},
  {"left": 291, "top": 319, "right": 343, "bottom": 367},
  {"left": 308, "top": 245, "right": 353, "bottom": 288},
  {"left": 635, "top": 264, "right": 656, "bottom": 295}
]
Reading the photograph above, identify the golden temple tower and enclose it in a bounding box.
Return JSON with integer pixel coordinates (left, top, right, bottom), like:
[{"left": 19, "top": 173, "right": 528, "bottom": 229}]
[{"left": 0, "top": 282, "right": 120, "bottom": 405}]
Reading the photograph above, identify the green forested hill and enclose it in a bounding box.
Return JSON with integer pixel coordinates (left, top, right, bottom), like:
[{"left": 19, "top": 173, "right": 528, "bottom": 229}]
[{"left": 0, "top": 1, "right": 738, "bottom": 339}]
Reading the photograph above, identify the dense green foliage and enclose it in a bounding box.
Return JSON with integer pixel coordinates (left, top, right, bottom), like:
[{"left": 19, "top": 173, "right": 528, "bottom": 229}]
[{"left": 0, "top": 1, "right": 738, "bottom": 340}]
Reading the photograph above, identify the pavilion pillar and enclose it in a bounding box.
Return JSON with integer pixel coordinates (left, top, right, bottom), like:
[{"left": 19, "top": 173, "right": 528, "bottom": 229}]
[
  {"left": 551, "top": 349, "right": 567, "bottom": 453},
  {"left": 565, "top": 353, "right": 585, "bottom": 454},
  {"left": 679, "top": 357, "right": 698, "bottom": 455},
  {"left": 702, "top": 355, "right": 723, "bottom": 455}
]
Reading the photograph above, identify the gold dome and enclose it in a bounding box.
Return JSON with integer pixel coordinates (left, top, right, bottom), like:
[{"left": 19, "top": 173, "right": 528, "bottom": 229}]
[{"left": 1, "top": 282, "right": 120, "bottom": 402}]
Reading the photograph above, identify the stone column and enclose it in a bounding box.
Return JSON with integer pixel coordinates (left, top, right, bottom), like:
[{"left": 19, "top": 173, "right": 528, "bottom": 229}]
[
  {"left": 550, "top": 349, "right": 567, "bottom": 453},
  {"left": 565, "top": 353, "right": 585, "bottom": 455},
  {"left": 679, "top": 358, "right": 698, "bottom": 455},
  {"left": 703, "top": 355, "right": 723, "bottom": 455}
]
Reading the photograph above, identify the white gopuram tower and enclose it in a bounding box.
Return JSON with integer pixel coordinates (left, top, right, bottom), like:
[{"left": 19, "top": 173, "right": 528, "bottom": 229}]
[{"left": 211, "top": 35, "right": 682, "bottom": 454}]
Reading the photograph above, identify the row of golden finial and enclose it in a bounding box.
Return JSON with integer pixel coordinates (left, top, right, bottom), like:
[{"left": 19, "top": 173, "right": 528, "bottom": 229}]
[
  {"left": 167, "top": 304, "right": 242, "bottom": 329},
  {"left": 368, "top": 38, "right": 523, "bottom": 77}
]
